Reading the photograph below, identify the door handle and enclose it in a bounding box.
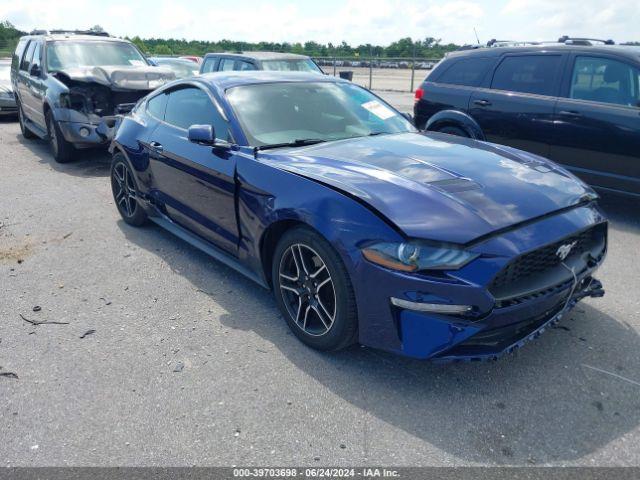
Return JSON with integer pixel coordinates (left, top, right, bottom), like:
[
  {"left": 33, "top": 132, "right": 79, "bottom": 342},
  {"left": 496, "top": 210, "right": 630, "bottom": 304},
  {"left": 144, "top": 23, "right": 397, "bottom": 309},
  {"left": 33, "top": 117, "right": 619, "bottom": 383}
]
[
  {"left": 149, "top": 141, "right": 163, "bottom": 153},
  {"left": 558, "top": 110, "right": 582, "bottom": 117},
  {"left": 473, "top": 99, "right": 491, "bottom": 107}
]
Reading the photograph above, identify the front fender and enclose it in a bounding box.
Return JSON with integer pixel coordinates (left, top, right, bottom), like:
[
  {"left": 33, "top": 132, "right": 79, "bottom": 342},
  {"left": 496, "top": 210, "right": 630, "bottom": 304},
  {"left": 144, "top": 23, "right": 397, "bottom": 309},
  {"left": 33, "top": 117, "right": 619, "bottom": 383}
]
[
  {"left": 425, "top": 109, "right": 485, "bottom": 141},
  {"left": 236, "top": 155, "right": 406, "bottom": 349}
]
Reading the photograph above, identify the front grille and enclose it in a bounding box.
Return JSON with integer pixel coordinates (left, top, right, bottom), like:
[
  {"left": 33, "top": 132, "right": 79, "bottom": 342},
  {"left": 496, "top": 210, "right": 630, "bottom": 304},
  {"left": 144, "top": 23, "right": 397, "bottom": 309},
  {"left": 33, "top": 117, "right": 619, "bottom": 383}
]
[{"left": 489, "top": 223, "right": 606, "bottom": 299}]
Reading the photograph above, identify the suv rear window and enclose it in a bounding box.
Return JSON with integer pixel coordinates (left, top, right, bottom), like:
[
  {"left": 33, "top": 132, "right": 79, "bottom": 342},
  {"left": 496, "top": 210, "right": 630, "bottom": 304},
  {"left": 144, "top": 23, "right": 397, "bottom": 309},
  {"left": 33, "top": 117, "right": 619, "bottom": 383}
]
[
  {"left": 491, "top": 55, "right": 561, "bottom": 96},
  {"left": 436, "top": 58, "right": 492, "bottom": 87}
]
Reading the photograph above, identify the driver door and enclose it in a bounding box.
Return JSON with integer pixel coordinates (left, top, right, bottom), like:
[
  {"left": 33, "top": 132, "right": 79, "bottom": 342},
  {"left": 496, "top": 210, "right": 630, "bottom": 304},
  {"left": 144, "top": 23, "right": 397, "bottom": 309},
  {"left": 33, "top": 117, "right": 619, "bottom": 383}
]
[
  {"left": 550, "top": 54, "right": 640, "bottom": 194},
  {"left": 146, "top": 85, "right": 239, "bottom": 254}
]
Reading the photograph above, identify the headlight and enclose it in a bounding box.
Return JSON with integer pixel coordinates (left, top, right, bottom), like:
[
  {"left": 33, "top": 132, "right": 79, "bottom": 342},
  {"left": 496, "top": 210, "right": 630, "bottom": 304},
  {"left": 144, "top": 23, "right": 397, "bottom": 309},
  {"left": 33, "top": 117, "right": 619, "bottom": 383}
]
[{"left": 362, "top": 240, "right": 478, "bottom": 272}]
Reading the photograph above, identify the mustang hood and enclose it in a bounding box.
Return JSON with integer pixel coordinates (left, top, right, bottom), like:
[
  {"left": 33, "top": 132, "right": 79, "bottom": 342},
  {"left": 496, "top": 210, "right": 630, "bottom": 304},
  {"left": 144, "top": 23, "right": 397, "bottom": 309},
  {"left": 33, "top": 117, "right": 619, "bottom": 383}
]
[
  {"left": 262, "top": 132, "right": 596, "bottom": 244},
  {"left": 55, "top": 65, "right": 175, "bottom": 90}
]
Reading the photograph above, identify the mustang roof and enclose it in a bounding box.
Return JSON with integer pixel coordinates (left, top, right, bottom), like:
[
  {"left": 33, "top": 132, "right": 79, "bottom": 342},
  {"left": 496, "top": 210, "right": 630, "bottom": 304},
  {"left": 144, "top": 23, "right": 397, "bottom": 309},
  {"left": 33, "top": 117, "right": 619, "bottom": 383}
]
[{"left": 197, "top": 71, "right": 346, "bottom": 89}]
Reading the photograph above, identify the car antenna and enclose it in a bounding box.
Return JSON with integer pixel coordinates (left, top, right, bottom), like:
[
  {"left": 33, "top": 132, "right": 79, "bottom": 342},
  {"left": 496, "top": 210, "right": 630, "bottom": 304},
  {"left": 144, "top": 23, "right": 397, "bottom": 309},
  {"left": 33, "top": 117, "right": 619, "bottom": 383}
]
[{"left": 473, "top": 27, "right": 481, "bottom": 45}]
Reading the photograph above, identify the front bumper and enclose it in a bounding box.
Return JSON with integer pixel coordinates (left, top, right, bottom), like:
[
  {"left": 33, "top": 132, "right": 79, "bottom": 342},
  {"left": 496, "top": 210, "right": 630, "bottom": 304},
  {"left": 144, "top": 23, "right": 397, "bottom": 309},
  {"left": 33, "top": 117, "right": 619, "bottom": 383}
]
[
  {"left": 57, "top": 121, "right": 110, "bottom": 147},
  {"left": 350, "top": 203, "right": 607, "bottom": 360},
  {"left": 405, "top": 277, "right": 604, "bottom": 362}
]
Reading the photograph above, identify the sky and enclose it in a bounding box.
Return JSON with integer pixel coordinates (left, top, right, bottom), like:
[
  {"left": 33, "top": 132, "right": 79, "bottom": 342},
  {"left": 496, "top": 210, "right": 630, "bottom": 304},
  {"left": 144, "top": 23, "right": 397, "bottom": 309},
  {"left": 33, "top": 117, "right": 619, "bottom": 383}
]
[{"left": 1, "top": 0, "right": 639, "bottom": 46}]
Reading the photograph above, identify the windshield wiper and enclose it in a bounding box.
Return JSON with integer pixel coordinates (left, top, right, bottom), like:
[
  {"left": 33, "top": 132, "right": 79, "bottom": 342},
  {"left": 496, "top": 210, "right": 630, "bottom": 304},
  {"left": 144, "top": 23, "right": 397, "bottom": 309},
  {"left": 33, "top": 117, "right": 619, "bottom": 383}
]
[{"left": 256, "top": 138, "right": 327, "bottom": 151}]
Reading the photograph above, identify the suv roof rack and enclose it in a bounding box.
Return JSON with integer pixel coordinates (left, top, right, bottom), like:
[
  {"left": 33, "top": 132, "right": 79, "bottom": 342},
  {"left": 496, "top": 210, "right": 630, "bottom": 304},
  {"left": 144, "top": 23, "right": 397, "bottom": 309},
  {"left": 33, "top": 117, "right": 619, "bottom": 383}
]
[
  {"left": 486, "top": 39, "right": 547, "bottom": 48},
  {"left": 30, "top": 29, "right": 111, "bottom": 37},
  {"left": 557, "top": 36, "right": 615, "bottom": 46}
]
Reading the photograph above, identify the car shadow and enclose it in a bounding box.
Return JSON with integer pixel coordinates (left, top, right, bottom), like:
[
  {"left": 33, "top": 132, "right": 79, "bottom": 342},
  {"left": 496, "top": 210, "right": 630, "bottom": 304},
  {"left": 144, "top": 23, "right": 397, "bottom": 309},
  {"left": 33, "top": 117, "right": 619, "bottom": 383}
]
[
  {"left": 118, "top": 218, "right": 640, "bottom": 465},
  {"left": 15, "top": 133, "right": 111, "bottom": 178}
]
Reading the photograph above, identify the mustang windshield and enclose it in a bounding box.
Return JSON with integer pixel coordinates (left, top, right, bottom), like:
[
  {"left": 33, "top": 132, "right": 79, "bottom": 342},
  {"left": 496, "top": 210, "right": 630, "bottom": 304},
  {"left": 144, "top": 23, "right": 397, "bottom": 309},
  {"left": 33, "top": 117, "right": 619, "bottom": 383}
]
[
  {"left": 226, "top": 81, "right": 415, "bottom": 147},
  {"left": 46, "top": 41, "right": 147, "bottom": 72}
]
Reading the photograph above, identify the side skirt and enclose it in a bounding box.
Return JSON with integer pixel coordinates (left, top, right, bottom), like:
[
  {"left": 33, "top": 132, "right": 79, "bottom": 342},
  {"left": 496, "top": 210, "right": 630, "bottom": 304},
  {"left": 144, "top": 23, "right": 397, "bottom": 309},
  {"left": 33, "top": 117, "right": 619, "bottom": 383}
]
[
  {"left": 24, "top": 115, "right": 48, "bottom": 139},
  {"left": 149, "top": 213, "right": 269, "bottom": 290}
]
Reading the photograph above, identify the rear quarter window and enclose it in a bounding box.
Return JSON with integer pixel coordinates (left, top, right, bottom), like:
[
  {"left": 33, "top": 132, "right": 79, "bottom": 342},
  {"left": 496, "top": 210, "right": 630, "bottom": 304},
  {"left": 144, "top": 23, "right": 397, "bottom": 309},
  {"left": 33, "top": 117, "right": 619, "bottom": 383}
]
[
  {"left": 434, "top": 57, "right": 493, "bottom": 87},
  {"left": 147, "top": 92, "right": 168, "bottom": 119},
  {"left": 201, "top": 56, "right": 218, "bottom": 73}
]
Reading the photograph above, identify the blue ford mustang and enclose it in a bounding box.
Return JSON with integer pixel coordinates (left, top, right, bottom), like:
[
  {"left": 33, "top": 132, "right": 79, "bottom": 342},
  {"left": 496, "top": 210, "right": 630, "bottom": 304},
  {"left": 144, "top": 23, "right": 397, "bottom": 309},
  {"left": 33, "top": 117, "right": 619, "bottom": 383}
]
[{"left": 109, "top": 72, "right": 607, "bottom": 361}]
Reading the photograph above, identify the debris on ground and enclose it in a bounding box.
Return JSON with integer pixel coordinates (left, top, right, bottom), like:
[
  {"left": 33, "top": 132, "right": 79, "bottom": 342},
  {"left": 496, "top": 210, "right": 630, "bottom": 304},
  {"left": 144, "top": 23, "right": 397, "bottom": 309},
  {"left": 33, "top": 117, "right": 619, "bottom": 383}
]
[
  {"left": 62, "top": 232, "right": 73, "bottom": 239},
  {"left": 173, "top": 361, "right": 185, "bottom": 373},
  {"left": 80, "top": 329, "right": 96, "bottom": 339},
  {"left": 19, "top": 313, "right": 69, "bottom": 326},
  {"left": 0, "top": 367, "right": 19, "bottom": 380},
  {"left": 32, "top": 306, "right": 41, "bottom": 312}
]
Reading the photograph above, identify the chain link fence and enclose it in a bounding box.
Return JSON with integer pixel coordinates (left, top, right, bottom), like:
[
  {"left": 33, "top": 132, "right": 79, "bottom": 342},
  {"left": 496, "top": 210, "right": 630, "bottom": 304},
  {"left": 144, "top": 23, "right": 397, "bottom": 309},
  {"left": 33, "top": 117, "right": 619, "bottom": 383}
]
[{"left": 312, "top": 56, "right": 440, "bottom": 92}]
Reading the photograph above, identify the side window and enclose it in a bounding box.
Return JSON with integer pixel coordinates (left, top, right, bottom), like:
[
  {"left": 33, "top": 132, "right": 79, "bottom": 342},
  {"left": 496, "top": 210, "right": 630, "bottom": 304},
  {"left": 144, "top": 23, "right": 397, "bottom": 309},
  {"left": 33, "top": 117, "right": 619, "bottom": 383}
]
[
  {"left": 147, "top": 92, "right": 168, "bottom": 119},
  {"left": 491, "top": 55, "right": 561, "bottom": 96},
  {"left": 12, "top": 39, "right": 28, "bottom": 71},
  {"left": 31, "top": 42, "right": 42, "bottom": 70},
  {"left": 570, "top": 56, "right": 640, "bottom": 107},
  {"left": 20, "top": 41, "right": 35, "bottom": 72},
  {"left": 219, "top": 58, "right": 235, "bottom": 71},
  {"left": 201, "top": 57, "right": 218, "bottom": 73},
  {"left": 436, "top": 58, "right": 492, "bottom": 87},
  {"left": 164, "top": 86, "right": 230, "bottom": 140},
  {"left": 236, "top": 61, "right": 256, "bottom": 71}
]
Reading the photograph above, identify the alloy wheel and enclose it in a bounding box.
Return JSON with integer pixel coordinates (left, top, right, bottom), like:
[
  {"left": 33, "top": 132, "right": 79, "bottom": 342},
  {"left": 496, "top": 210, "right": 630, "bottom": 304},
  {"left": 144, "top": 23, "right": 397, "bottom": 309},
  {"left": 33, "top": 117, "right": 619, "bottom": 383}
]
[
  {"left": 278, "top": 243, "right": 336, "bottom": 336},
  {"left": 112, "top": 162, "right": 138, "bottom": 218}
]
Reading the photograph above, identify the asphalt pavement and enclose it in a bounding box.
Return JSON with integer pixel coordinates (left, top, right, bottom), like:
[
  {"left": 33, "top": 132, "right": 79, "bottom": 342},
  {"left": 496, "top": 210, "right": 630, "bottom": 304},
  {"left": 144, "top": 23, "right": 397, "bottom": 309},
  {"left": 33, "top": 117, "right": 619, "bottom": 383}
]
[{"left": 1, "top": 104, "right": 639, "bottom": 467}]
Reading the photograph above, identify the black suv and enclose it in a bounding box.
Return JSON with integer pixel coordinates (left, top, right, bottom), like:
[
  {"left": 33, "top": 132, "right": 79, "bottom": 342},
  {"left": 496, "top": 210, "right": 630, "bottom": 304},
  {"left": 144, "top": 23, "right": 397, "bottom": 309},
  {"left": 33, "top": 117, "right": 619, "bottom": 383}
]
[
  {"left": 11, "top": 30, "right": 175, "bottom": 163},
  {"left": 414, "top": 38, "right": 640, "bottom": 196},
  {"left": 199, "top": 51, "right": 323, "bottom": 74}
]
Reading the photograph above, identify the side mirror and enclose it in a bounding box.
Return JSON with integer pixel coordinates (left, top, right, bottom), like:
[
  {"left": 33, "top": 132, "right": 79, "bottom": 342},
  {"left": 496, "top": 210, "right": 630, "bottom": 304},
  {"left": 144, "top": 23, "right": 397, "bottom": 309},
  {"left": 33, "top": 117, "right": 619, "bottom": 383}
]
[
  {"left": 188, "top": 124, "right": 215, "bottom": 145},
  {"left": 29, "top": 64, "right": 42, "bottom": 77},
  {"left": 188, "top": 124, "right": 233, "bottom": 150}
]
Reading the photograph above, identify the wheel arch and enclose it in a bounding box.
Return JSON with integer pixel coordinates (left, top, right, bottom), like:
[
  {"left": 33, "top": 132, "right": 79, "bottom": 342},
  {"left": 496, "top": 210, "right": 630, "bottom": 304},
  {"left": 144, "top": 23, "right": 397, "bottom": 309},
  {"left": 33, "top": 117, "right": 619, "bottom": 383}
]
[
  {"left": 425, "top": 109, "right": 486, "bottom": 140},
  {"left": 259, "top": 219, "right": 321, "bottom": 288}
]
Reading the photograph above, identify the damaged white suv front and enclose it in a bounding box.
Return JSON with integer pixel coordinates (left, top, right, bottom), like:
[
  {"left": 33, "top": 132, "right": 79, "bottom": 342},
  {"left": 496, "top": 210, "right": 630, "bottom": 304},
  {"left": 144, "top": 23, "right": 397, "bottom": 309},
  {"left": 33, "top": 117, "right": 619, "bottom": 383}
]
[{"left": 11, "top": 30, "right": 175, "bottom": 162}]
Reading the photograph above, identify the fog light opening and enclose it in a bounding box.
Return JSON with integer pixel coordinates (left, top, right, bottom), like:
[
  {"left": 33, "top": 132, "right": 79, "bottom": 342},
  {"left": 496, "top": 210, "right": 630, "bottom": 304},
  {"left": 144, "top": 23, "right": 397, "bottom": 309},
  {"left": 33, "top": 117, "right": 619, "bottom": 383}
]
[
  {"left": 390, "top": 297, "right": 472, "bottom": 314},
  {"left": 79, "top": 127, "right": 91, "bottom": 138}
]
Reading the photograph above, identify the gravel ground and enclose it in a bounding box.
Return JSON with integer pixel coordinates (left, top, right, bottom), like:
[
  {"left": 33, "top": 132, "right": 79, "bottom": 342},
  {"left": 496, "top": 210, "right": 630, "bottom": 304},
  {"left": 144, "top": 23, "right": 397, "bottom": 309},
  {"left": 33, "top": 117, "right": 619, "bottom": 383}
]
[{"left": 1, "top": 106, "right": 639, "bottom": 467}]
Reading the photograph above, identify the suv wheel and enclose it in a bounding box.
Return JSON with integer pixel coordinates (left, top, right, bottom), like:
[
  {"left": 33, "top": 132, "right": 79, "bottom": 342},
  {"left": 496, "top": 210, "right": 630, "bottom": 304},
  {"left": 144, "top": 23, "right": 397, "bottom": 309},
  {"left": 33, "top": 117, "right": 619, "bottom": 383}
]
[
  {"left": 17, "top": 103, "right": 37, "bottom": 140},
  {"left": 436, "top": 126, "right": 469, "bottom": 138},
  {"left": 272, "top": 226, "right": 358, "bottom": 351},
  {"left": 45, "top": 110, "right": 75, "bottom": 163}
]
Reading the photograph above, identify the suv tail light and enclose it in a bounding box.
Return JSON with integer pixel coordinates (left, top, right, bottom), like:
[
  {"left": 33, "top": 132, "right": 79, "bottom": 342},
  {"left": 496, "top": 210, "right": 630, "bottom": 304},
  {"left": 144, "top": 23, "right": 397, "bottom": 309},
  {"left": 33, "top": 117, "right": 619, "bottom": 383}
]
[{"left": 414, "top": 88, "right": 424, "bottom": 103}]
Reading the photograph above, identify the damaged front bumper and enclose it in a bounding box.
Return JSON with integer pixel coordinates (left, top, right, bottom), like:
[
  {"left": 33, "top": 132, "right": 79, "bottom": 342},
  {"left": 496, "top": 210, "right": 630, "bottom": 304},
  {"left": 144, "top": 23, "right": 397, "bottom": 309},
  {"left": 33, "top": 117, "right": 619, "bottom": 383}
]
[
  {"left": 404, "top": 277, "right": 605, "bottom": 363},
  {"left": 57, "top": 115, "right": 122, "bottom": 147}
]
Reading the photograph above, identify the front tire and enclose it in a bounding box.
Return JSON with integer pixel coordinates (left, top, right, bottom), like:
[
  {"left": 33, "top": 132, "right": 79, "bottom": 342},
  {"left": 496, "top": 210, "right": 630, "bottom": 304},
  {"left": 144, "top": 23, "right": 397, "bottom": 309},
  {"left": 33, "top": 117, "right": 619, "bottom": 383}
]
[
  {"left": 45, "top": 110, "right": 75, "bottom": 163},
  {"left": 110, "top": 153, "right": 147, "bottom": 226},
  {"left": 272, "top": 226, "right": 358, "bottom": 351}
]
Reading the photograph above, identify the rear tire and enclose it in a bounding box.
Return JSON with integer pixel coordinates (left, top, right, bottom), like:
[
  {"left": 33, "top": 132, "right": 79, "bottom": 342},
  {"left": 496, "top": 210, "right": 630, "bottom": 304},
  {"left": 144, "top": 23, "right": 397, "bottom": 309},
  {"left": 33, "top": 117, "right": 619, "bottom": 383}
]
[
  {"left": 110, "top": 152, "right": 147, "bottom": 226},
  {"left": 272, "top": 226, "right": 358, "bottom": 351},
  {"left": 45, "top": 110, "right": 75, "bottom": 163},
  {"left": 17, "top": 103, "right": 37, "bottom": 140},
  {"left": 436, "top": 125, "right": 469, "bottom": 138}
]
